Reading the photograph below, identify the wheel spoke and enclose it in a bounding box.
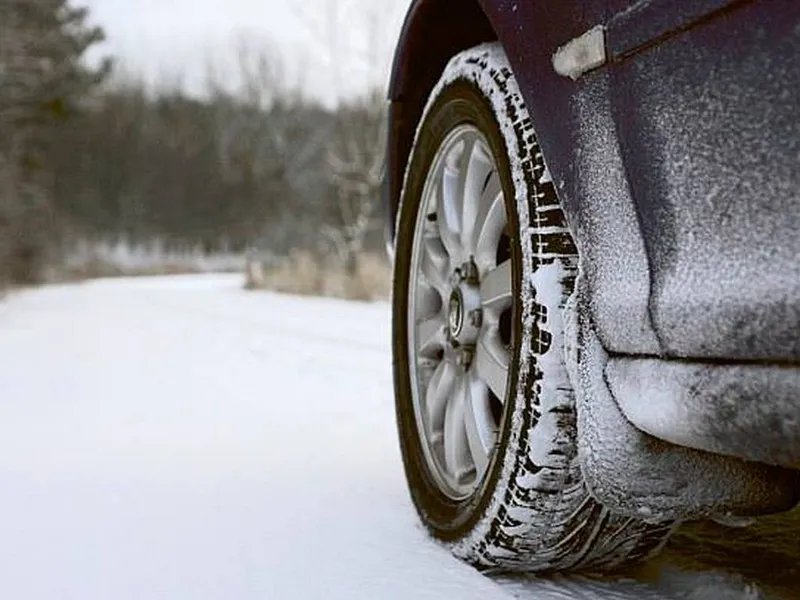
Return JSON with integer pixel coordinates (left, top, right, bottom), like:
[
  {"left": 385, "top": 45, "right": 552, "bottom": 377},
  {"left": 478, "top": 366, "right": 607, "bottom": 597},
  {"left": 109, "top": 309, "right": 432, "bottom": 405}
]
[
  {"left": 419, "top": 235, "right": 449, "bottom": 295},
  {"left": 417, "top": 316, "right": 445, "bottom": 358},
  {"left": 415, "top": 279, "right": 441, "bottom": 320},
  {"left": 437, "top": 165, "right": 463, "bottom": 260},
  {"left": 443, "top": 374, "right": 470, "bottom": 478},
  {"left": 425, "top": 359, "right": 457, "bottom": 434},
  {"left": 463, "top": 373, "right": 495, "bottom": 477},
  {"left": 472, "top": 170, "right": 506, "bottom": 268},
  {"left": 460, "top": 137, "right": 493, "bottom": 253},
  {"left": 475, "top": 327, "right": 510, "bottom": 402},
  {"left": 480, "top": 259, "right": 513, "bottom": 314}
]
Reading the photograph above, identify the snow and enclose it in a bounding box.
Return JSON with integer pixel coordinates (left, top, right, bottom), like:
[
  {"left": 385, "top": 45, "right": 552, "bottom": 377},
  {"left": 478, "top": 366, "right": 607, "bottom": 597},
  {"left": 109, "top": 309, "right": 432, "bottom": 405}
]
[
  {"left": 551, "top": 25, "right": 608, "bottom": 81},
  {"left": 62, "top": 239, "right": 246, "bottom": 275},
  {"left": 0, "top": 275, "right": 776, "bottom": 599}
]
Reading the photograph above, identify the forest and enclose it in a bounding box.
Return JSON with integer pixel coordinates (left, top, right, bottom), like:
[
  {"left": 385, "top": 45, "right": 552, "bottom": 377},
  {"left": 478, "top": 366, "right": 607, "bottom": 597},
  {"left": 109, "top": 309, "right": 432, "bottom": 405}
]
[{"left": 0, "top": 0, "right": 389, "bottom": 294}]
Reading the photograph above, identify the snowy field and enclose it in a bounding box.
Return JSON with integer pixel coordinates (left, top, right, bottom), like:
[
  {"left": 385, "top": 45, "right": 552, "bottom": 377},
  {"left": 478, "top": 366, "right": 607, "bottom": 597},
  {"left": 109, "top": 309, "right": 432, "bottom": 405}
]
[{"left": 0, "top": 275, "right": 773, "bottom": 599}]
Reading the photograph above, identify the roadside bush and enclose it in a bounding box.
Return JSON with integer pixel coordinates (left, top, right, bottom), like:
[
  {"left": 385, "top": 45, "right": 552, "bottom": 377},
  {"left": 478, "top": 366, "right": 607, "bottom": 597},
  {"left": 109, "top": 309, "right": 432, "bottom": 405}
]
[{"left": 244, "top": 250, "right": 391, "bottom": 301}]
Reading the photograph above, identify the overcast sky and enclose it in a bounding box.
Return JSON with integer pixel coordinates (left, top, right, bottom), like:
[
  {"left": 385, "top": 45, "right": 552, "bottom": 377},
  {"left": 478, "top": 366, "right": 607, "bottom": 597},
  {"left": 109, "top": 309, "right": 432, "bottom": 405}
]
[{"left": 78, "top": 0, "right": 410, "bottom": 104}]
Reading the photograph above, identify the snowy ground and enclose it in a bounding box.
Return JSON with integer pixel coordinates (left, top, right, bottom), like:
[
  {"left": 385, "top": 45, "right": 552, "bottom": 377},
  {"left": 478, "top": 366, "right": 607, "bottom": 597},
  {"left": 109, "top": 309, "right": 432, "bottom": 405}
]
[{"left": 0, "top": 275, "right": 772, "bottom": 599}]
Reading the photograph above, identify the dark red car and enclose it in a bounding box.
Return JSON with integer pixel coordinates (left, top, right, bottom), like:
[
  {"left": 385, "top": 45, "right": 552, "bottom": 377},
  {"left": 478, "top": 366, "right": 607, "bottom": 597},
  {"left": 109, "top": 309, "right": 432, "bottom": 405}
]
[{"left": 384, "top": 0, "right": 800, "bottom": 573}]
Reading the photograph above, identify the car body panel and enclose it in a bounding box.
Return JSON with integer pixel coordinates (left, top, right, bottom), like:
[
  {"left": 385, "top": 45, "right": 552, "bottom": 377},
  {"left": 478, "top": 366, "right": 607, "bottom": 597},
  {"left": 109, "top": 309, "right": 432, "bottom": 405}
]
[
  {"left": 608, "top": 3, "right": 800, "bottom": 361},
  {"left": 386, "top": 0, "right": 800, "bottom": 483},
  {"left": 605, "top": 0, "right": 747, "bottom": 61}
]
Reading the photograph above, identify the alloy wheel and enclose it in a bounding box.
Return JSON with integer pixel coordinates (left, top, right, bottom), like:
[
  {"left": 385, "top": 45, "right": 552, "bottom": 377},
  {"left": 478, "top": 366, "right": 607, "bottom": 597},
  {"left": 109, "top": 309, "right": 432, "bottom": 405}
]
[{"left": 407, "top": 124, "right": 514, "bottom": 500}]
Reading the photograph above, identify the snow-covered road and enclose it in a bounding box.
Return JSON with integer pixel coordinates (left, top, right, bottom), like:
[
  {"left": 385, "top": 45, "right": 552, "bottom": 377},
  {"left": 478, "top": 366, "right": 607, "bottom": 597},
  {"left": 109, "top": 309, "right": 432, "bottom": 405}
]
[{"left": 0, "top": 275, "right": 767, "bottom": 599}]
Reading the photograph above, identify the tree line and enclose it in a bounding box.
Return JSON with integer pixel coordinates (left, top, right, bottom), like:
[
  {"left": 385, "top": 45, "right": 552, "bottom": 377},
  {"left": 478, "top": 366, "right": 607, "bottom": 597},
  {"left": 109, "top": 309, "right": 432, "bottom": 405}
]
[{"left": 0, "top": 0, "right": 388, "bottom": 287}]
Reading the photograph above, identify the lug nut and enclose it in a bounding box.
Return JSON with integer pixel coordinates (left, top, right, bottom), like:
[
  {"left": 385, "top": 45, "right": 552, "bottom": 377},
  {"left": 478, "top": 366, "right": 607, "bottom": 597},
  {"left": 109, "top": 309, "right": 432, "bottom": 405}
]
[
  {"left": 469, "top": 309, "right": 483, "bottom": 328},
  {"left": 461, "top": 259, "right": 479, "bottom": 284},
  {"left": 457, "top": 346, "right": 475, "bottom": 368}
]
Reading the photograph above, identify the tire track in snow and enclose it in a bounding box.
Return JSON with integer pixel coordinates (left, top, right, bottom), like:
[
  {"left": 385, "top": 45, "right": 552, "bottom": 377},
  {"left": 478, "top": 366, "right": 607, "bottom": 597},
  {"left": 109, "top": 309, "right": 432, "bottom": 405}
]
[{"left": 496, "top": 574, "right": 677, "bottom": 599}]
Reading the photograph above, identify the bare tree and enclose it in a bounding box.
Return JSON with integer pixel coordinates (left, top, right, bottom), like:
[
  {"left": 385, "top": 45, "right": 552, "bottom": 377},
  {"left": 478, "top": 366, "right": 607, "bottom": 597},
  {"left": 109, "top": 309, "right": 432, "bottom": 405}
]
[
  {"left": 207, "top": 37, "right": 336, "bottom": 254},
  {"left": 324, "top": 88, "right": 386, "bottom": 274},
  {"left": 289, "top": 0, "right": 400, "bottom": 272},
  {"left": 290, "top": 0, "right": 406, "bottom": 99}
]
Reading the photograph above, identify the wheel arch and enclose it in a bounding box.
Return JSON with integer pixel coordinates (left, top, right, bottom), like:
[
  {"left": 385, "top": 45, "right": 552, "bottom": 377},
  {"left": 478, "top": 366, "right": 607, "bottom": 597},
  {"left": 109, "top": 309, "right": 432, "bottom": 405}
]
[{"left": 384, "top": 0, "right": 497, "bottom": 243}]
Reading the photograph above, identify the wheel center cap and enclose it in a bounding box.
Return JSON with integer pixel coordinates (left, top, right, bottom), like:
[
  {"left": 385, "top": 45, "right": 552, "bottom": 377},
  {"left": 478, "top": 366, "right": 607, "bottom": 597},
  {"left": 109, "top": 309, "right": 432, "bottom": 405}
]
[{"left": 448, "top": 289, "right": 465, "bottom": 337}]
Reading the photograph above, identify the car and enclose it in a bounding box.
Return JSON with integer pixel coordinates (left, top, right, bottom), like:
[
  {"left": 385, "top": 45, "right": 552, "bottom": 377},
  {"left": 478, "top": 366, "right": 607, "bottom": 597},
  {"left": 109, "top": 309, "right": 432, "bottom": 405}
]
[{"left": 383, "top": 0, "right": 800, "bottom": 574}]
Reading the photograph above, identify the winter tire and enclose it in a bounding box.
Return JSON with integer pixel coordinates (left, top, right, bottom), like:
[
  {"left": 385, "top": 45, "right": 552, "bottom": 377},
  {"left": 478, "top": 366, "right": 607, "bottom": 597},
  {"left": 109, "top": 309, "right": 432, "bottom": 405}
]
[{"left": 392, "top": 43, "right": 675, "bottom": 573}]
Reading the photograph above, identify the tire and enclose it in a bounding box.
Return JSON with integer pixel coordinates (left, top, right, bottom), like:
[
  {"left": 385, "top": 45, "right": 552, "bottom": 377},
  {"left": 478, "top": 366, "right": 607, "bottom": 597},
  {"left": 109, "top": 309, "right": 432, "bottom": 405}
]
[{"left": 392, "top": 42, "right": 674, "bottom": 573}]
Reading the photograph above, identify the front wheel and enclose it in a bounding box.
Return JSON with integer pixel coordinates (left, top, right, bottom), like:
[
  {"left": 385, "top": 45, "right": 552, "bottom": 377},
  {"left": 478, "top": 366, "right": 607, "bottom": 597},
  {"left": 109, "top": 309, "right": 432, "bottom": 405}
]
[{"left": 392, "top": 42, "right": 674, "bottom": 573}]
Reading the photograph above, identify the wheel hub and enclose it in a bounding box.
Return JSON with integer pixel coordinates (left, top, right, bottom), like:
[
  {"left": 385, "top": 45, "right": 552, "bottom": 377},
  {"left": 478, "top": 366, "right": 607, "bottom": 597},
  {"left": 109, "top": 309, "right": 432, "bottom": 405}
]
[
  {"left": 446, "top": 261, "right": 483, "bottom": 366},
  {"left": 447, "top": 289, "right": 465, "bottom": 338}
]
